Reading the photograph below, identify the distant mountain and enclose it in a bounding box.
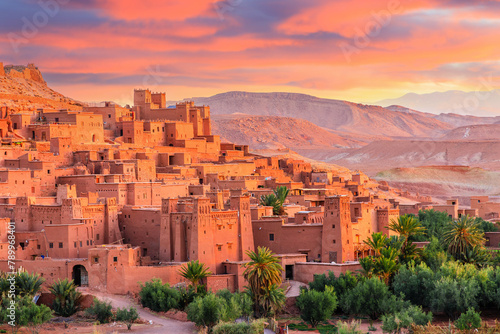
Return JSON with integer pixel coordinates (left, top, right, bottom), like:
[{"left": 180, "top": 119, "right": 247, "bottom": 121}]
[
  {"left": 211, "top": 114, "right": 365, "bottom": 151},
  {"left": 187, "top": 91, "right": 454, "bottom": 138},
  {"left": 377, "top": 90, "right": 500, "bottom": 116}
]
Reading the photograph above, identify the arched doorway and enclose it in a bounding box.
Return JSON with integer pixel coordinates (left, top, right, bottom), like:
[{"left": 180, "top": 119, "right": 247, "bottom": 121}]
[{"left": 72, "top": 265, "right": 88, "bottom": 286}]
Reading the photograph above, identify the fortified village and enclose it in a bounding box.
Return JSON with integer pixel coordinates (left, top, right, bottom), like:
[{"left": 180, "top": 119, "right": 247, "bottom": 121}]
[{"left": 1, "top": 64, "right": 500, "bottom": 294}]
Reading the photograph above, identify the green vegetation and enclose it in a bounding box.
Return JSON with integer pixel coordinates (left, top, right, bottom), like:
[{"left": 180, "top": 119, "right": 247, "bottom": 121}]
[
  {"left": 454, "top": 308, "right": 482, "bottom": 330},
  {"left": 85, "top": 298, "right": 113, "bottom": 324},
  {"left": 49, "top": 278, "right": 82, "bottom": 317},
  {"left": 296, "top": 286, "right": 338, "bottom": 327},
  {"left": 178, "top": 260, "right": 212, "bottom": 292},
  {"left": 0, "top": 295, "right": 52, "bottom": 334},
  {"left": 115, "top": 306, "right": 139, "bottom": 330},
  {"left": 259, "top": 186, "right": 289, "bottom": 215},
  {"left": 138, "top": 279, "right": 180, "bottom": 312},
  {"left": 243, "top": 246, "right": 284, "bottom": 316}
]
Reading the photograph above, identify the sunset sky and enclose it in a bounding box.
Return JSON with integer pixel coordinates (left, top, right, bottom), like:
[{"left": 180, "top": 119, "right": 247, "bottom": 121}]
[{"left": 1, "top": 0, "right": 500, "bottom": 105}]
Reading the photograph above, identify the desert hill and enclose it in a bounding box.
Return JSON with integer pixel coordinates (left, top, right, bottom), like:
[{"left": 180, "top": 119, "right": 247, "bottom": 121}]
[
  {"left": 0, "top": 62, "right": 83, "bottom": 112},
  {"left": 375, "top": 166, "right": 500, "bottom": 201},
  {"left": 211, "top": 114, "right": 365, "bottom": 151},
  {"left": 441, "top": 124, "right": 500, "bottom": 141},
  {"left": 326, "top": 140, "right": 500, "bottom": 175},
  {"left": 187, "top": 91, "right": 454, "bottom": 138}
]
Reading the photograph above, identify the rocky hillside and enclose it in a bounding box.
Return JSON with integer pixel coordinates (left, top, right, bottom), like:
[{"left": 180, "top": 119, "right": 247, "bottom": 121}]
[
  {"left": 188, "top": 92, "right": 455, "bottom": 138},
  {"left": 0, "top": 62, "right": 83, "bottom": 112},
  {"left": 441, "top": 124, "right": 500, "bottom": 141},
  {"left": 375, "top": 166, "right": 500, "bottom": 200},
  {"left": 211, "top": 114, "right": 366, "bottom": 150}
]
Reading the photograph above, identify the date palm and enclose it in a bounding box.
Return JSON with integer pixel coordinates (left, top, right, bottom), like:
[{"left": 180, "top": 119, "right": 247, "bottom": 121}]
[
  {"left": 363, "top": 232, "right": 389, "bottom": 256},
  {"left": 15, "top": 271, "right": 45, "bottom": 297},
  {"left": 388, "top": 215, "right": 426, "bottom": 262},
  {"left": 443, "top": 216, "right": 484, "bottom": 259},
  {"left": 243, "top": 247, "right": 283, "bottom": 315},
  {"left": 178, "top": 260, "right": 212, "bottom": 292},
  {"left": 259, "top": 194, "right": 281, "bottom": 215}
]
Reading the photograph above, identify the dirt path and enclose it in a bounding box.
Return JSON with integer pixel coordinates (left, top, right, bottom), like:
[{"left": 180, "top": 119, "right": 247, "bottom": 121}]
[
  {"left": 285, "top": 280, "right": 307, "bottom": 298},
  {"left": 84, "top": 289, "right": 197, "bottom": 334}
]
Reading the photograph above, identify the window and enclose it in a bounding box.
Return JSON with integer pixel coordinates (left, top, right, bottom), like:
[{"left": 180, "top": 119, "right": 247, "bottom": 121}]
[
  {"left": 332, "top": 240, "right": 336, "bottom": 244},
  {"left": 80, "top": 241, "right": 82, "bottom": 247},
  {"left": 113, "top": 257, "right": 118, "bottom": 262},
  {"left": 37, "top": 245, "right": 40, "bottom": 250},
  {"left": 217, "top": 245, "right": 222, "bottom": 251},
  {"left": 87, "top": 240, "right": 89, "bottom": 246},
  {"left": 74, "top": 242, "right": 77, "bottom": 248},
  {"left": 332, "top": 224, "right": 335, "bottom": 229},
  {"left": 108, "top": 114, "right": 111, "bottom": 118},
  {"left": 93, "top": 257, "right": 99, "bottom": 263},
  {"left": 96, "top": 234, "right": 100, "bottom": 241},
  {"left": 58, "top": 242, "right": 63, "bottom": 248},
  {"left": 269, "top": 233, "right": 275, "bottom": 241}
]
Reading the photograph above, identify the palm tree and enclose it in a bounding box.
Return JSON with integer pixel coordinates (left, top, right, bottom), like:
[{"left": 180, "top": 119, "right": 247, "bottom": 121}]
[
  {"left": 443, "top": 216, "right": 485, "bottom": 258},
  {"left": 273, "top": 186, "right": 290, "bottom": 215},
  {"left": 178, "top": 260, "right": 212, "bottom": 292},
  {"left": 49, "top": 278, "right": 82, "bottom": 317},
  {"left": 388, "top": 215, "right": 426, "bottom": 263},
  {"left": 243, "top": 247, "right": 283, "bottom": 315},
  {"left": 15, "top": 271, "right": 45, "bottom": 297},
  {"left": 259, "top": 194, "right": 281, "bottom": 215},
  {"left": 363, "top": 232, "right": 389, "bottom": 256},
  {"left": 373, "top": 247, "right": 401, "bottom": 285},
  {"left": 260, "top": 283, "right": 286, "bottom": 316},
  {"left": 388, "top": 215, "right": 426, "bottom": 241}
]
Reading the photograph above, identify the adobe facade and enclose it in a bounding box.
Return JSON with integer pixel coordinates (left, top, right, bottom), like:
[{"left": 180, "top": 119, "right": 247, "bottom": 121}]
[{"left": 0, "top": 88, "right": 490, "bottom": 295}]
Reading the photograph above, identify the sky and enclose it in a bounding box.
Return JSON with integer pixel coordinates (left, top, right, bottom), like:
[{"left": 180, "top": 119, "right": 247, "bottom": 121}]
[{"left": 0, "top": 0, "right": 500, "bottom": 105}]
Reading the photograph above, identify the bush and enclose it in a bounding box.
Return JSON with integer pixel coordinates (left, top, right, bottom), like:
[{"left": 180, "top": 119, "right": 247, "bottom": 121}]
[
  {"left": 296, "top": 287, "right": 338, "bottom": 328},
  {"left": 212, "top": 318, "right": 265, "bottom": 334},
  {"left": 381, "top": 305, "right": 432, "bottom": 334},
  {"left": 214, "top": 289, "right": 253, "bottom": 320},
  {"left": 454, "top": 308, "right": 481, "bottom": 330},
  {"left": 86, "top": 298, "right": 113, "bottom": 324},
  {"left": 49, "top": 279, "right": 82, "bottom": 317},
  {"left": 187, "top": 293, "right": 227, "bottom": 331},
  {"left": 177, "top": 285, "right": 198, "bottom": 311},
  {"left": 139, "top": 279, "right": 180, "bottom": 312},
  {"left": 1, "top": 296, "right": 52, "bottom": 332},
  {"left": 342, "top": 277, "right": 408, "bottom": 320},
  {"left": 392, "top": 262, "right": 434, "bottom": 307},
  {"left": 429, "top": 276, "right": 479, "bottom": 318},
  {"left": 336, "top": 320, "right": 363, "bottom": 334},
  {"left": 115, "top": 306, "right": 139, "bottom": 330}
]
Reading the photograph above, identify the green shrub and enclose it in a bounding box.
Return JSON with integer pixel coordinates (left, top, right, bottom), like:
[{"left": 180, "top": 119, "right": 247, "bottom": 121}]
[
  {"left": 296, "top": 286, "right": 338, "bottom": 327},
  {"left": 0, "top": 296, "right": 52, "bottom": 332},
  {"left": 429, "top": 276, "right": 479, "bottom": 318},
  {"left": 115, "top": 306, "right": 139, "bottom": 330},
  {"left": 177, "top": 285, "right": 198, "bottom": 310},
  {"left": 49, "top": 278, "right": 81, "bottom": 317},
  {"left": 139, "top": 279, "right": 180, "bottom": 312},
  {"left": 187, "top": 293, "right": 227, "bottom": 331},
  {"left": 392, "top": 262, "right": 434, "bottom": 307},
  {"left": 212, "top": 318, "right": 265, "bottom": 334},
  {"left": 381, "top": 305, "right": 432, "bottom": 334},
  {"left": 342, "top": 277, "right": 408, "bottom": 320},
  {"left": 85, "top": 298, "right": 113, "bottom": 324},
  {"left": 336, "top": 320, "right": 363, "bottom": 334},
  {"left": 454, "top": 308, "right": 481, "bottom": 330}
]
